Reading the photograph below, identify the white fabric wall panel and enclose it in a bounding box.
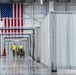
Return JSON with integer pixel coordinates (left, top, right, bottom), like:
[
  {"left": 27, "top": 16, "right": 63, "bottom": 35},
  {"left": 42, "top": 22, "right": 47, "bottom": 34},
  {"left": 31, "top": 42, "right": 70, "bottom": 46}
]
[
  {"left": 41, "top": 17, "right": 46, "bottom": 64},
  {"left": 59, "top": 14, "right": 67, "bottom": 68},
  {"left": 50, "top": 12, "right": 76, "bottom": 69},
  {"left": 40, "top": 14, "right": 50, "bottom": 67},
  {"left": 45, "top": 14, "right": 50, "bottom": 67},
  {"left": 55, "top": 13, "right": 60, "bottom": 68},
  {"left": 71, "top": 14, "right": 76, "bottom": 67},
  {"left": 70, "top": 14, "right": 73, "bottom": 67}
]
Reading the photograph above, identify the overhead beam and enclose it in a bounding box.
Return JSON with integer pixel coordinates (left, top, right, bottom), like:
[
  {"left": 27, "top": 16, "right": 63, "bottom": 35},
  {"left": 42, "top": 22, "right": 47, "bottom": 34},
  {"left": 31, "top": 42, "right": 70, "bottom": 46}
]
[
  {"left": 0, "top": 28, "right": 34, "bottom": 30},
  {"left": 0, "top": 33, "right": 32, "bottom": 35},
  {"left": 0, "top": 27, "right": 40, "bottom": 30},
  {"left": 5, "top": 37, "right": 29, "bottom": 39}
]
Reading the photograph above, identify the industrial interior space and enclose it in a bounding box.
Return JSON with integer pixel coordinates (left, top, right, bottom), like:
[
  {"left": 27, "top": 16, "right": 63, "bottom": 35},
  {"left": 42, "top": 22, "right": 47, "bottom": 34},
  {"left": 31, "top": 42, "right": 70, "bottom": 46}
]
[{"left": 0, "top": 0, "right": 76, "bottom": 75}]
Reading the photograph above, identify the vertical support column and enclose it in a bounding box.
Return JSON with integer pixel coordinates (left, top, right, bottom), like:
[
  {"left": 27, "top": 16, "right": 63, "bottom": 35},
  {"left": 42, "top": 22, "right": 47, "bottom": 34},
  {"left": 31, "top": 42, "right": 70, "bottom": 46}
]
[
  {"left": 34, "top": 28, "right": 37, "bottom": 61},
  {"left": 4, "top": 38, "right": 5, "bottom": 49},
  {"left": 8, "top": 42, "right": 9, "bottom": 56},
  {"left": 36, "top": 27, "right": 40, "bottom": 62},
  {"left": 51, "top": 14, "right": 57, "bottom": 72},
  {"left": 26, "top": 39, "right": 29, "bottom": 55},
  {"left": 8, "top": 41, "right": 11, "bottom": 57},
  {"left": 31, "top": 34, "right": 33, "bottom": 58},
  {"left": 29, "top": 36, "right": 31, "bottom": 56},
  {"left": 49, "top": 1, "right": 57, "bottom": 72},
  {"left": 36, "top": 27, "right": 38, "bottom": 61},
  {"left": 1, "top": 35, "right": 4, "bottom": 56},
  {"left": 32, "top": 30, "right": 35, "bottom": 60},
  {"left": 27, "top": 38, "right": 29, "bottom": 55},
  {"left": 25, "top": 41, "right": 26, "bottom": 55}
]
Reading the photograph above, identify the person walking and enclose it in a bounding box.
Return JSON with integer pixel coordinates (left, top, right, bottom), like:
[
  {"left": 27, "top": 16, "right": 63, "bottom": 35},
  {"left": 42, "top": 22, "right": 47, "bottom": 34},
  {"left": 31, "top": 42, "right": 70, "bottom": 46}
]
[
  {"left": 11, "top": 44, "right": 17, "bottom": 57},
  {"left": 17, "top": 44, "right": 25, "bottom": 57}
]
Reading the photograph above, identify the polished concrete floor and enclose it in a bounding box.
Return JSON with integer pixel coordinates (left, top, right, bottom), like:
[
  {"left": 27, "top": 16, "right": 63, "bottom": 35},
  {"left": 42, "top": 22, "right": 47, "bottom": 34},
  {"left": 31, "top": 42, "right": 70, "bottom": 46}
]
[{"left": 0, "top": 55, "right": 52, "bottom": 75}]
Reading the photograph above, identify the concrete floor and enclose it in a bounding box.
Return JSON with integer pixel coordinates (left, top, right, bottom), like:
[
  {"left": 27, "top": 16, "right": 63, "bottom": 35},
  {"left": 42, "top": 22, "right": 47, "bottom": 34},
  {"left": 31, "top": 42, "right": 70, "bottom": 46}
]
[{"left": 0, "top": 55, "right": 52, "bottom": 75}]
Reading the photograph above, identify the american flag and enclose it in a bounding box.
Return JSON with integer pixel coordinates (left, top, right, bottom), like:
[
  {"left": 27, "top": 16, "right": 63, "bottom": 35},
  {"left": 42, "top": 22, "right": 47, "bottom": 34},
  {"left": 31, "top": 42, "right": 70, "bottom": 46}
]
[{"left": 0, "top": 3, "right": 24, "bottom": 37}]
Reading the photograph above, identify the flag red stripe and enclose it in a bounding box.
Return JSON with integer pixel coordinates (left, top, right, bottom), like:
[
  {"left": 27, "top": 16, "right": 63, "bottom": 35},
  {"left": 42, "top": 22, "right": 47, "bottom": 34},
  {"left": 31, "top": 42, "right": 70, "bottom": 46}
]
[
  {"left": 18, "top": 3, "right": 20, "bottom": 33},
  {"left": 14, "top": 4, "right": 16, "bottom": 27},
  {"left": 14, "top": 4, "right": 16, "bottom": 33},
  {"left": 4, "top": 18, "right": 6, "bottom": 27},
  {"left": 1, "top": 29, "right": 3, "bottom": 33},
  {"left": 8, "top": 18, "right": 10, "bottom": 27},
  {"left": 8, "top": 18, "right": 10, "bottom": 33},
  {"left": 21, "top": 3, "right": 23, "bottom": 26},
  {"left": 4, "top": 18, "right": 7, "bottom": 32},
  {"left": 18, "top": 3, "right": 20, "bottom": 27},
  {"left": 11, "top": 19, "right": 13, "bottom": 33}
]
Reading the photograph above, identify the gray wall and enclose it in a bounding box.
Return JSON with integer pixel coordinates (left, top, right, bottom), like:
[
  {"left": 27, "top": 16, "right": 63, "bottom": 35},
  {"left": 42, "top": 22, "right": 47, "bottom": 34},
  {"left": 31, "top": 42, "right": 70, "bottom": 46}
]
[{"left": 54, "top": 2, "right": 76, "bottom": 11}]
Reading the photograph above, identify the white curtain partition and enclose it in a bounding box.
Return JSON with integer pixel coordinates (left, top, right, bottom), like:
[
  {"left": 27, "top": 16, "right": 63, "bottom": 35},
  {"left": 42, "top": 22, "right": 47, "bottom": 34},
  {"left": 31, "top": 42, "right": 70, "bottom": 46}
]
[
  {"left": 50, "top": 11, "right": 76, "bottom": 70},
  {"left": 40, "top": 14, "right": 50, "bottom": 68}
]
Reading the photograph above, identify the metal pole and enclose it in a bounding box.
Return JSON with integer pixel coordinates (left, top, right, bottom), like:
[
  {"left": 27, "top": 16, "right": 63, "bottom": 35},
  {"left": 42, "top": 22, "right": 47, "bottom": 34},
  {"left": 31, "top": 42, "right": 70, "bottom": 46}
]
[
  {"left": 3, "top": 38, "right": 5, "bottom": 55},
  {"left": 8, "top": 42, "right": 9, "bottom": 56},
  {"left": 32, "top": 30, "right": 35, "bottom": 60},
  {"left": 29, "top": 37, "right": 31, "bottom": 56}
]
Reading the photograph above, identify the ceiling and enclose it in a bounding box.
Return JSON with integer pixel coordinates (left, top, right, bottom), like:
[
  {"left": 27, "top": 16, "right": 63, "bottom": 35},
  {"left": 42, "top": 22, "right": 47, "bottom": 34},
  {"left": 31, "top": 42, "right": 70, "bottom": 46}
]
[
  {"left": 1, "top": 0, "right": 76, "bottom": 3},
  {"left": 0, "top": 0, "right": 34, "bottom": 3},
  {"left": 0, "top": 0, "right": 48, "bottom": 3}
]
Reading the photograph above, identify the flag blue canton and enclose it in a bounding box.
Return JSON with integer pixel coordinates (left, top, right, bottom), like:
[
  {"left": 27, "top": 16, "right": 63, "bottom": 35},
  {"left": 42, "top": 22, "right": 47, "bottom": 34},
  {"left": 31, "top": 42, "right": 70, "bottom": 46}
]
[{"left": 1, "top": 3, "right": 13, "bottom": 18}]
